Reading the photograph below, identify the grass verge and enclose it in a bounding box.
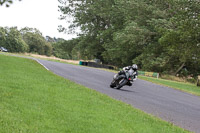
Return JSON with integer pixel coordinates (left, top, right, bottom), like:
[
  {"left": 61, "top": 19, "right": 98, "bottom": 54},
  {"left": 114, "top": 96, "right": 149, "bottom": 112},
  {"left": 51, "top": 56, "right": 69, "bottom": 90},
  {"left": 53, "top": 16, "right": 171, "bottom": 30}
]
[
  {"left": 0, "top": 54, "right": 189, "bottom": 133},
  {"left": 139, "top": 76, "right": 200, "bottom": 96},
  {"left": 0, "top": 52, "right": 79, "bottom": 65}
]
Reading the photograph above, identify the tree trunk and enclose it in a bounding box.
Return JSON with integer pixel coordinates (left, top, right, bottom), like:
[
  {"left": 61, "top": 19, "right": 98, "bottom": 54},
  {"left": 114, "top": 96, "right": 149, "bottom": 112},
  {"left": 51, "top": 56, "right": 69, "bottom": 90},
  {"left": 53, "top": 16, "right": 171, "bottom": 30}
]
[
  {"left": 174, "top": 62, "right": 185, "bottom": 76},
  {"left": 197, "top": 76, "right": 200, "bottom": 87}
]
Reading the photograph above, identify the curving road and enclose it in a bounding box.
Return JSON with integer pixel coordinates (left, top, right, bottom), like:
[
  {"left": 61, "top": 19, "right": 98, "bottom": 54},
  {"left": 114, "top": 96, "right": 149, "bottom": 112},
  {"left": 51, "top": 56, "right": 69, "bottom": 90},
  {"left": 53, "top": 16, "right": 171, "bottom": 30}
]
[{"left": 38, "top": 59, "right": 200, "bottom": 133}]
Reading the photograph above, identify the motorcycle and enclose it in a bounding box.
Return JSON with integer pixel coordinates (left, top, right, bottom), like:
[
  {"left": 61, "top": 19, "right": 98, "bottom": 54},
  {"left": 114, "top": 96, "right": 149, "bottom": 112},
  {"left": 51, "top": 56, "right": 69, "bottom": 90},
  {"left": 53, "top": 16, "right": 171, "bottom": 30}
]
[{"left": 110, "top": 71, "right": 137, "bottom": 89}]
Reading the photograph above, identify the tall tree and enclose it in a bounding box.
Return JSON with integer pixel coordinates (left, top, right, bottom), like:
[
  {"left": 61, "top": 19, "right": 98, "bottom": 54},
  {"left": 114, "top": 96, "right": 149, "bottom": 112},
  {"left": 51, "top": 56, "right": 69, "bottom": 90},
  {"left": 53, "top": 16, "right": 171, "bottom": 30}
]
[
  {"left": 20, "top": 27, "right": 52, "bottom": 56},
  {"left": 1, "top": 27, "right": 29, "bottom": 52},
  {"left": 59, "top": 0, "right": 118, "bottom": 61}
]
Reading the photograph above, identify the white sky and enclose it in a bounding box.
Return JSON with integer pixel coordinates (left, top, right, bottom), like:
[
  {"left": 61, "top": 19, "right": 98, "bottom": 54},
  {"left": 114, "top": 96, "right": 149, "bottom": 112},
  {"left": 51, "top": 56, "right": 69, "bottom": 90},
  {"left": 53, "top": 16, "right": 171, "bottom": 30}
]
[{"left": 0, "top": 0, "right": 77, "bottom": 40}]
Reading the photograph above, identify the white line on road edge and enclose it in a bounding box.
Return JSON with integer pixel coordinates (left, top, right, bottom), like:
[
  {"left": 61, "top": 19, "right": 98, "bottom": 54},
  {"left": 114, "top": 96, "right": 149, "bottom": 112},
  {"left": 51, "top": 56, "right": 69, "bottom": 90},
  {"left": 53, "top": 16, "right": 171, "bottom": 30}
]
[{"left": 35, "top": 59, "right": 49, "bottom": 71}]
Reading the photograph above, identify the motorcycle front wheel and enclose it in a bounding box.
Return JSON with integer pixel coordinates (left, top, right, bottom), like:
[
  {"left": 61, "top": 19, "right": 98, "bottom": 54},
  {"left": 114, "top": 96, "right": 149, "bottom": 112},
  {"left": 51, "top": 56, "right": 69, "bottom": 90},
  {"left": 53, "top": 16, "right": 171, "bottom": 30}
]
[
  {"left": 116, "top": 78, "right": 128, "bottom": 89},
  {"left": 110, "top": 79, "right": 116, "bottom": 88}
]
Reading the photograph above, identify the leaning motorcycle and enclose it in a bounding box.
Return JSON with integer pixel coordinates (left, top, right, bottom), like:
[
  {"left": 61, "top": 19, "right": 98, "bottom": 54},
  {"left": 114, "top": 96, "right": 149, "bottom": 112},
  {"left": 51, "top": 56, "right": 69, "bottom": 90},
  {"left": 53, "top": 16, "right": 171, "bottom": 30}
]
[{"left": 110, "top": 71, "right": 137, "bottom": 89}]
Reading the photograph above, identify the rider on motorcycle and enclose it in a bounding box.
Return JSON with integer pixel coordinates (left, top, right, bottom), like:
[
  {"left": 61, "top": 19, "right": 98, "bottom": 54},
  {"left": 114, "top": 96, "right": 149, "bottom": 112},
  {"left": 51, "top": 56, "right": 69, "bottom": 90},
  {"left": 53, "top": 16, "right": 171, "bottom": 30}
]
[{"left": 118, "top": 64, "right": 138, "bottom": 86}]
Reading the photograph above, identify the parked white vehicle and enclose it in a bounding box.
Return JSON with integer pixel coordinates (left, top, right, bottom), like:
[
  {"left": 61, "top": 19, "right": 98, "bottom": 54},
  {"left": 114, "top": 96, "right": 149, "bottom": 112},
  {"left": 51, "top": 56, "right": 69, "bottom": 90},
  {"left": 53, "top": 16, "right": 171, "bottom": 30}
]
[{"left": 0, "top": 47, "right": 8, "bottom": 52}]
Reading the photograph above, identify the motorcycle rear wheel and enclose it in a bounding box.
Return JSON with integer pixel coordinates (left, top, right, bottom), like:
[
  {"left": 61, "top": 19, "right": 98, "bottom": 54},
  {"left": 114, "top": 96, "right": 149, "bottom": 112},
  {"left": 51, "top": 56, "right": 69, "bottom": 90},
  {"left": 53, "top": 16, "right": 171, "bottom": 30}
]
[{"left": 110, "top": 84, "right": 115, "bottom": 88}]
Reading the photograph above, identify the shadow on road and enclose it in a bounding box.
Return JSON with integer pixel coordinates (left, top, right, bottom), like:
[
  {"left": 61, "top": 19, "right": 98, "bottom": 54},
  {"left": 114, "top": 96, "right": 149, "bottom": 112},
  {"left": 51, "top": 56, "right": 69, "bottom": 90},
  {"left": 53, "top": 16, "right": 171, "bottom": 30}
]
[
  {"left": 109, "top": 87, "right": 135, "bottom": 93},
  {"left": 119, "top": 89, "right": 135, "bottom": 93}
]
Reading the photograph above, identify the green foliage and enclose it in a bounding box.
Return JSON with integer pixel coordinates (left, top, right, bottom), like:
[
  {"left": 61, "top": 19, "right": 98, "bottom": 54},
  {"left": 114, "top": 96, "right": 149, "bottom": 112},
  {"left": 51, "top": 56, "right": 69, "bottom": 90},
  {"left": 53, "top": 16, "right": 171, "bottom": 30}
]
[
  {"left": 21, "top": 27, "right": 53, "bottom": 56},
  {"left": 58, "top": 0, "right": 200, "bottom": 77},
  {"left": 52, "top": 38, "right": 79, "bottom": 59},
  {"left": 0, "top": 27, "right": 7, "bottom": 46},
  {"left": 0, "top": 26, "right": 53, "bottom": 56},
  {"left": 0, "top": 27, "right": 28, "bottom": 52},
  {"left": 44, "top": 42, "right": 53, "bottom": 56}
]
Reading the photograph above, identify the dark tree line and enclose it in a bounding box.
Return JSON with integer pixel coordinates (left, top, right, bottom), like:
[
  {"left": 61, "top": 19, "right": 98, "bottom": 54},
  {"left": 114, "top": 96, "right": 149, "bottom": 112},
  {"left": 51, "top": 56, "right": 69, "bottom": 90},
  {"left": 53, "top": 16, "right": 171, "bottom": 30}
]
[{"left": 58, "top": 0, "right": 200, "bottom": 77}]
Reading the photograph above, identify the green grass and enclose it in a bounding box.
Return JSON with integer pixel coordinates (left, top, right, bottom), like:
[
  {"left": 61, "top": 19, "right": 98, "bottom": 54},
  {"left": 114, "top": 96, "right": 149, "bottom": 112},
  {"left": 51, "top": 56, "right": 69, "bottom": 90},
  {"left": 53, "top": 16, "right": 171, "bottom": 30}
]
[
  {"left": 139, "top": 76, "right": 200, "bottom": 96},
  {"left": 0, "top": 54, "right": 189, "bottom": 133}
]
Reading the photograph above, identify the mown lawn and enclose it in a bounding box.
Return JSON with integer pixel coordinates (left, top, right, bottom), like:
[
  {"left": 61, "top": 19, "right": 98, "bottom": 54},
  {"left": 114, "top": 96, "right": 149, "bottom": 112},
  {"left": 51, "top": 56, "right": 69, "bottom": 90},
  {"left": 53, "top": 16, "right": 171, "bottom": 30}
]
[{"left": 0, "top": 54, "right": 189, "bottom": 133}]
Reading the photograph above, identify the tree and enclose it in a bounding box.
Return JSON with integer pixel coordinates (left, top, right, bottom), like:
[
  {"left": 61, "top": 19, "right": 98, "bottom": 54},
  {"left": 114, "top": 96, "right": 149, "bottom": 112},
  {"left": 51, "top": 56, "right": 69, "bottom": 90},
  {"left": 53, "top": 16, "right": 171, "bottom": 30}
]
[
  {"left": 21, "top": 27, "right": 53, "bottom": 56},
  {"left": 133, "top": 0, "right": 200, "bottom": 76},
  {"left": 52, "top": 38, "right": 79, "bottom": 59},
  {"left": 58, "top": 0, "right": 200, "bottom": 77},
  {"left": 59, "top": 0, "right": 118, "bottom": 61},
  {"left": 0, "top": 27, "right": 7, "bottom": 47},
  {"left": 0, "top": 0, "right": 21, "bottom": 7},
  {"left": 156, "top": 0, "right": 200, "bottom": 75},
  {"left": 0, "top": 27, "right": 29, "bottom": 52},
  {"left": 44, "top": 42, "right": 52, "bottom": 56}
]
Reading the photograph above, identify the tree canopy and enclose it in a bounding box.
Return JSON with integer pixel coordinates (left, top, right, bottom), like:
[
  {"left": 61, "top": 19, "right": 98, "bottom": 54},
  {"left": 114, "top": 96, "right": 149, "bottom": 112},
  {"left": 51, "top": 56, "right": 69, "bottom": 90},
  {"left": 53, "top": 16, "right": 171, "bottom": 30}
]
[
  {"left": 58, "top": 0, "right": 200, "bottom": 77},
  {"left": 0, "top": 26, "right": 53, "bottom": 56}
]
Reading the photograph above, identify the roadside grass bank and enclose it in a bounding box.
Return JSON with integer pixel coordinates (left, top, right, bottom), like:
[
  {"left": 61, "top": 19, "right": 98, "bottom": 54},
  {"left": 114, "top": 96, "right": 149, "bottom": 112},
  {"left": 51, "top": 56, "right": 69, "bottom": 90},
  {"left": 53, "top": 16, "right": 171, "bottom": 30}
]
[
  {"left": 0, "top": 52, "right": 79, "bottom": 65},
  {"left": 139, "top": 76, "right": 200, "bottom": 96},
  {"left": 0, "top": 54, "right": 189, "bottom": 133}
]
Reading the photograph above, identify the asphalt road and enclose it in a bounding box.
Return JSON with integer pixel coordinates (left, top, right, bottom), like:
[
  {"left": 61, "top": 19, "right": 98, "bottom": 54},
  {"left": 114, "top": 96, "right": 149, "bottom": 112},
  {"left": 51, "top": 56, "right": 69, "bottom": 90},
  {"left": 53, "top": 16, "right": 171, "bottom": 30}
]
[{"left": 38, "top": 59, "right": 200, "bottom": 133}]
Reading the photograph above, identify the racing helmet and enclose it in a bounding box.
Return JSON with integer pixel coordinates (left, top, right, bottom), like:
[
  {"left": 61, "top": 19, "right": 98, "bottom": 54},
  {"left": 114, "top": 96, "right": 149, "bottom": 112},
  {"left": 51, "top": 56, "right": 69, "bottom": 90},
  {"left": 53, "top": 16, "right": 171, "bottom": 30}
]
[{"left": 132, "top": 64, "right": 138, "bottom": 70}]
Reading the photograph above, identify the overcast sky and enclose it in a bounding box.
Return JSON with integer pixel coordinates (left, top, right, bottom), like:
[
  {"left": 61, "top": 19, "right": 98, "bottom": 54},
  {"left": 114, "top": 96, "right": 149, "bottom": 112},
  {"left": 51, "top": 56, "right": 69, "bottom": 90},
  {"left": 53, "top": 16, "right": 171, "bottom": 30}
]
[{"left": 0, "top": 0, "right": 77, "bottom": 40}]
